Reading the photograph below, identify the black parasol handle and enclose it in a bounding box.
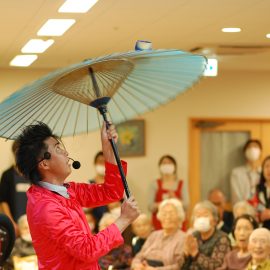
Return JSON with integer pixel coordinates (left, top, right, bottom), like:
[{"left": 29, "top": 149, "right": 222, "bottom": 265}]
[
  {"left": 100, "top": 110, "right": 131, "bottom": 198},
  {"left": 88, "top": 67, "right": 131, "bottom": 198}
]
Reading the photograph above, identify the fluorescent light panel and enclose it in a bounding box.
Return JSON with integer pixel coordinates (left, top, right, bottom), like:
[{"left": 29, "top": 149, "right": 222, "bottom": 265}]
[
  {"left": 10, "top": 55, "right": 38, "bottom": 67},
  {"left": 37, "top": 19, "right": 75, "bottom": 36},
  {"left": 59, "top": 0, "right": 98, "bottom": 13},
  {"left": 21, "top": 39, "right": 54, "bottom": 53},
  {"left": 222, "top": 27, "right": 241, "bottom": 33}
]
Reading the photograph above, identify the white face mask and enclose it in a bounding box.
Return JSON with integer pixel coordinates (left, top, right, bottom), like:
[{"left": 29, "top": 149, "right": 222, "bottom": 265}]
[
  {"left": 193, "top": 217, "right": 211, "bottom": 232},
  {"left": 160, "top": 164, "right": 175, "bottom": 175},
  {"left": 95, "top": 165, "right": 105, "bottom": 176},
  {"left": 245, "top": 147, "right": 261, "bottom": 162},
  {"left": 21, "top": 233, "right": 32, "bottom": 243}
]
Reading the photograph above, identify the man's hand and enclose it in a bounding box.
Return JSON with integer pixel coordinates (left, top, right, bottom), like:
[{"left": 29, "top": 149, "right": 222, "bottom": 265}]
[
  {"left": 101, "top": 122, "right": 118, "bottom": 164},
  {"left": 115, "top": 196, "right": 140, "bottom": 232}
]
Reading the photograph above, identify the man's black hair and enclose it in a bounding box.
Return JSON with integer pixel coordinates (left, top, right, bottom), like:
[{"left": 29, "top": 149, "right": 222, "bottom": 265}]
[{"left": 15, "top": 122, "right": 58, "bottom": 184}]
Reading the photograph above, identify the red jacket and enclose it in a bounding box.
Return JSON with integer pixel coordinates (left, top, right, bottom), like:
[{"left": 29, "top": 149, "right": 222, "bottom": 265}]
[{"left": 27, "top": 161, "right": 126, "bottom": 270}]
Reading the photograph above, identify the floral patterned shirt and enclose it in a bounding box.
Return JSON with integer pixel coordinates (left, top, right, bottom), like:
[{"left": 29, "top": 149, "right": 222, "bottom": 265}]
[{"left": 180, "top": 229, "right": 231, "bottom": 270}]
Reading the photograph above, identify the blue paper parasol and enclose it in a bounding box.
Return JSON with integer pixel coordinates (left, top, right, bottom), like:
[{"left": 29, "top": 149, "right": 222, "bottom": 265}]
[{"left": 0, "top": 49, "right": 207, "bottom": 197}]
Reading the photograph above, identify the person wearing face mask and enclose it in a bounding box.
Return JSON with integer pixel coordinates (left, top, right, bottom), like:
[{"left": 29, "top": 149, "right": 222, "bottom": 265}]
[
  {"left": 252, "top": 155, "right": 270, "bottom": 230},
  {"left": 148, "top": 155, "right": 189, "bottom": 230},
  {"left": 230, "top": 139, "right": 262, "bottom": 205},
  {"left": 180, "top": 201, "right": 231, "bottom": 270}
]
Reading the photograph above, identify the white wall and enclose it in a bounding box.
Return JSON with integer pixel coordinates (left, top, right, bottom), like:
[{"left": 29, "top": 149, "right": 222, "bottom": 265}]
[{"left": 1, "top": 68, "right": 270, "bottom": 213}]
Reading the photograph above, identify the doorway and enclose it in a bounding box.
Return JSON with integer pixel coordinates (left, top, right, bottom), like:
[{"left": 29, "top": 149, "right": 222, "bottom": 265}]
[{"left": 189, "top": 118, "right": 270, "bottom": 211}]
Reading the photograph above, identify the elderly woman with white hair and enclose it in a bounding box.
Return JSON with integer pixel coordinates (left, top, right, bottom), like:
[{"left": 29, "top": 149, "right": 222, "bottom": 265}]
[
  {"left": 246, "top": 228, "right": 270, "bottom": 270},
  {"left": 180, "top": 200, "right": 231, "bottom": 270},
  {"left": 131, "top": 198, "right": 186, "bottom": 270},
  {"left": 233, "top": 201, "right": 257, "bottom": 219}
]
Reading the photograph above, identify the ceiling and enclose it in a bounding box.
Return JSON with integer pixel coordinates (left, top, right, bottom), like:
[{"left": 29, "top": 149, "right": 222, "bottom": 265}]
[{"left": 0, "top": 0, "right": 270, "bottom": 71}]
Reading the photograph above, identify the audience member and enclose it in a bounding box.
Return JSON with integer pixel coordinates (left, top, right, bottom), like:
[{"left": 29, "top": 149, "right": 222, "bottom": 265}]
[
  {"left": 230, "top": 201, "right": 257, "bottom": 247},
  {"left": 217, "top": 214, "right": 258, "bottom": 270},
  {"left": 180, "top": 200, "right": 231, "bottom": 270},
  {"left": 132, "top": 198, "right": 186, "bottom": 270},
  {"left": 208, "top": 188, "right": 234, "bottom": 233},
  {"left": 254, "top": 155, "right": 270, "bottom": 229},
  {"left": 233, "top": 201, "right": 257, "bottom": 219},
  {"left": 246, "top": 228, "right": 270, "bottom": 270},
  {"left": 0, "top": 142, "right": 30, "bottom": 235},
  {"left": 98, "top": 213, "right": 133, "bottom": 270},
  {"left": 230, "top": 139, "right": 262, "bottom": 204},
  {"left": 148, "top": 155, "right": 189, "bottom": 229},
  {"left": 131, "top": 214, "right": 152, "bottom": 256}
]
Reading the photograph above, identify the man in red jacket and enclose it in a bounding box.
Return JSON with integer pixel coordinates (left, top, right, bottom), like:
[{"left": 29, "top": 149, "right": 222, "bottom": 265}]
[{"left": 15, "top": 122, "right": 140, "bottom": 270}]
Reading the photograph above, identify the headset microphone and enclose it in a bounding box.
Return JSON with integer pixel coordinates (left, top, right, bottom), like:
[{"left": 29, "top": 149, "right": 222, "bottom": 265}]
[
  {"left": 69, "top": 158, "right": 81, "bottom": 169},
  {"left": 42, "top": 152, "right": 81, "bottom": 169}
]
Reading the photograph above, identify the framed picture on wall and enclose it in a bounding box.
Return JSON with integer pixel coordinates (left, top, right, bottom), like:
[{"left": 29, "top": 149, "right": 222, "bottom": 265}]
[{"left": 116, "top": 120, "right": 145, "bottom": 157}]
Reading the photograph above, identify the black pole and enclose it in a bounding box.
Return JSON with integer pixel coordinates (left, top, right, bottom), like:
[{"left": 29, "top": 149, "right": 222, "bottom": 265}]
[
  {"left": 99, "top": 105, "right": 131, "bottom": 198},
  {"left": 88, "top": 66, "right": 131, "bottom": 198}
]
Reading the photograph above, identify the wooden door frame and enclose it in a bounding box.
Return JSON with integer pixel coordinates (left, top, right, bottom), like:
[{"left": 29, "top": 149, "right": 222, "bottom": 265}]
[{"left": 189, "top": 117, "right": 270, "bottom": 212}]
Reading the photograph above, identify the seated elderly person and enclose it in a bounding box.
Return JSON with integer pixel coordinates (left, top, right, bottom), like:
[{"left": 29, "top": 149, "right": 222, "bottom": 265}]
[
  {"left": 180, "top": 200, "right": 231, "bottom": 270},
  {"left": 228, "top": 201, "right": 258, "bottom": 247},
  {"left": 98, "top": 212, "right": 133, "bottom": 270},
  {"left": 208, "top": 189, "right": 234, "bottom": 234},
  {"left": 131, "top": 214, "right": 153, "bottom": 256},
  {"left": 246, "top": 228, "right": 270, "bottom": 270},
  {"left": 131, "top": 198, "right": 186, "bottom": 270},
  {"left": 217, "top": 214, "right": 258, "bottom": 270},
  {"left": 233, "top": 201, "right": 257, "bottom": 220}
]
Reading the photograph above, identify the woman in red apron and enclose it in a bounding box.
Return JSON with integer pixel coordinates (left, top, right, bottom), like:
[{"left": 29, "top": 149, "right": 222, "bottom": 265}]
[{"left": 149, "top": 155, "right": 189, "bottom": 230}]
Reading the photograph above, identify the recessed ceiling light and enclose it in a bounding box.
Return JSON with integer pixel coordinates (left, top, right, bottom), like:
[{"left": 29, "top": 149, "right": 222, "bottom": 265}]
[
  {"left": 37, "top": 19, "right": 75, "bottom": 36},
  {"left": 266, "top": 33, "right": 270, "bottom": 39},
  {"left": 9, "top": 55, "right": 38, "bottom": 67},
  {"left": 222, "top": 27, "right": 241, "bottom": 33},
  {"left": 21, "top": 39, "right": 55, "bottom": 53},
  {"left": 58, "top": 0, "right": 98, "bottom": 13}
]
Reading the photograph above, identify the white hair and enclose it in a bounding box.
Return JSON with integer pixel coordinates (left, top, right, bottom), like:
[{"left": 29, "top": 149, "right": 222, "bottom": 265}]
[
  {"left": 157, "top": 198, "right": 185, "bottom": 222},
  {"left": 192, "top": 200, "right": 219, "bottom": 222},
  {"left": 249, "top": 228, "right": 270, "bottom": 245},
  {"left": 233, "top": 201, "right": 256, "bottom": 218}
]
